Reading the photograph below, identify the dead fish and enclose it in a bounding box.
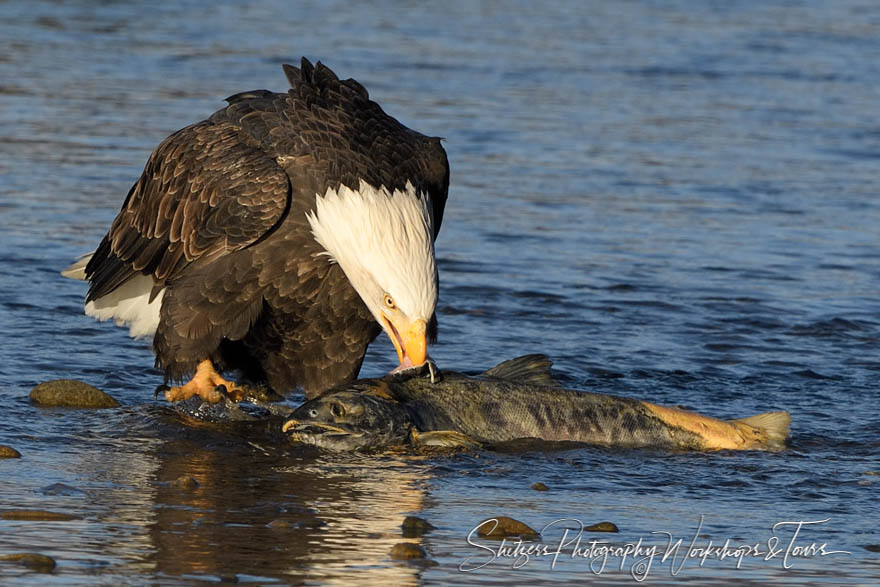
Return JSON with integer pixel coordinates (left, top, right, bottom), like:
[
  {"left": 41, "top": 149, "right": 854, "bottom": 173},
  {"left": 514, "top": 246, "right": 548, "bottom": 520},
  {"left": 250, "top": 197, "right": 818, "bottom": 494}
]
[{"left": 282, "top": 355, "right": 789, "bottom": 453}]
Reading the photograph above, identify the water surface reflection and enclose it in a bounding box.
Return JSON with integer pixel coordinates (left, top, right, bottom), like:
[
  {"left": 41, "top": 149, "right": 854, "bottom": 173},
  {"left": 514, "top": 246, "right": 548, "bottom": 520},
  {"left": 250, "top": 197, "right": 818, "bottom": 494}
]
[{"left": 144, "top": 411, "right": 432, "bottom": 583}]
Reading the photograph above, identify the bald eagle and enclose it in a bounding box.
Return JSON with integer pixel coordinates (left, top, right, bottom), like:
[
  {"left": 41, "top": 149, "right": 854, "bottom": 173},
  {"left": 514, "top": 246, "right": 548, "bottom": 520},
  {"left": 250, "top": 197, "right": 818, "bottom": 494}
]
[{"left": 63, "top": 58, "right": 449, "bottom": 402}]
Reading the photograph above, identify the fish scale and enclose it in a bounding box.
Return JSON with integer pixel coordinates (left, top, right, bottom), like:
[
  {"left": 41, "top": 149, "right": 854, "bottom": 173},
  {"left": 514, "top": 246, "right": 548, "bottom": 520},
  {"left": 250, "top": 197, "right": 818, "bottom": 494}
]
[{"left": 395, "top": 374, "right": 705, "bottom": 448}]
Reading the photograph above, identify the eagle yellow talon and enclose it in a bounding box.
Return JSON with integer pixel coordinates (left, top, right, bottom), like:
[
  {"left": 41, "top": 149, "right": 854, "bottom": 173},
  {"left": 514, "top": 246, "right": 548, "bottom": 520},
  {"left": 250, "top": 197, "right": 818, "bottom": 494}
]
[{"left": 164, "top": 359, "right": 241, "bottom": 404}]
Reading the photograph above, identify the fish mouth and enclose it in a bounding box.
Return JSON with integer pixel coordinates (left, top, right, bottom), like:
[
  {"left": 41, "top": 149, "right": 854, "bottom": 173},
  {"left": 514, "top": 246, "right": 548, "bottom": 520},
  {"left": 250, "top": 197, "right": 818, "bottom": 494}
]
[{"left": 282, "top": 419, "right": 361, "bottom": 443}]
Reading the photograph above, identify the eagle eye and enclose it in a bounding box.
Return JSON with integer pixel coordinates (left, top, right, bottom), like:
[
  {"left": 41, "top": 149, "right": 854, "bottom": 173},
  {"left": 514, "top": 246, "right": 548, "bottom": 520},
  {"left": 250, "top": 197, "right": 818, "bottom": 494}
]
[{"left": 383, "top": 294, "right": 396, "bottom": 310}]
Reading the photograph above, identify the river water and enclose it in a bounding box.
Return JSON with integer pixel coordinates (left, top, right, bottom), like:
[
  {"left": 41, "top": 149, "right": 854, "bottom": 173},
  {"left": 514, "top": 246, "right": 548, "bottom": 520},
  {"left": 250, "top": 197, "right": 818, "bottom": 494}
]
[{"left": 1, "top": 0, "right": 879, "bottom": 584}]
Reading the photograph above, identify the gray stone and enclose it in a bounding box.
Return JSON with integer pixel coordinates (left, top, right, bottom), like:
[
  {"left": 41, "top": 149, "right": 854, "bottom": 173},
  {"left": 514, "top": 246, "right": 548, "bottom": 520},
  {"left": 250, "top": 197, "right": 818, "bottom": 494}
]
[{"left": 30, "top": 380, "right": 119, "bottom": 409}]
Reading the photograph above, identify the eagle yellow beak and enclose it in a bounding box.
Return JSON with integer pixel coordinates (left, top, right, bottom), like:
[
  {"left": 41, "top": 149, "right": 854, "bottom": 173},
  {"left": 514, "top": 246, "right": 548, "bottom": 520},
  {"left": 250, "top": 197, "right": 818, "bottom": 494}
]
[{"left": 382, "top": 315, "right": 428, "bottom": 369}]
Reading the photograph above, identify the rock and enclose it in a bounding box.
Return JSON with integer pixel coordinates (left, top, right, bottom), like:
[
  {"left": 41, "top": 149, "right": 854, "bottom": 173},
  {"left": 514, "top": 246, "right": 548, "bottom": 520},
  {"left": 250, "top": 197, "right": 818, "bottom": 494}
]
[
  {"left": 531, "top": 482, "right": 549, "bottom": 491},
  {"left": 30, "top": 380, "right": 119, "bottom": 409},
  {"left": 402, "top": 516, "right": 435, "bottom": 537},
  {"left": 171, "top": 475, "right": 199, "bottom": 489},
  {"left": 0, "top": 510, "right": 78, "bottom": 521},
  {"left": 477, "top": 516, "right": 540, "bottom": 540},
  {"left": 390, "top": 542, "right": 427, "bottom": 560},
  {"left": 586, "top": 522, "right": 619, "bottom": 533},
  {"left": 865, "top": 544, "right": 880, "bottom": 553},
  {"left": 0, "top": 445, "right": 21, "bottom": 459},
  {"left": 0, "top": 553, "right": 56, "bottom": 572}
]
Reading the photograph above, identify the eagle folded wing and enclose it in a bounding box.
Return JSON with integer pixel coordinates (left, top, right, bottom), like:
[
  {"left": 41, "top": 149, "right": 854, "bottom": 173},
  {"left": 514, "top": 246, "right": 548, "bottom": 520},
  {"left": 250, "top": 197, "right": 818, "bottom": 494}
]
[{"left": 85, "top": 120, "right": 290, "bottom": 302}]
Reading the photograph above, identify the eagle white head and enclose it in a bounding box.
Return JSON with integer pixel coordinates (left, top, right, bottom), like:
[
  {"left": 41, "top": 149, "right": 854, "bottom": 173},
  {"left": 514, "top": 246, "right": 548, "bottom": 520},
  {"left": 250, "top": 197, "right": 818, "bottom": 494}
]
[{"left": 307, "top": 179, "right": 437, "bottom": 370}]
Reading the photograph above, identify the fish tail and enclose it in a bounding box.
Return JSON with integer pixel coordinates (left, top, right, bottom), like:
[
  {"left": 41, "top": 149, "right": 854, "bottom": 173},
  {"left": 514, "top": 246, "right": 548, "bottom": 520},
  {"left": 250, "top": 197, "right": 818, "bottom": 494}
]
[
  {"left": 641, "top": 402, "right": 789, "bottom": 450},
  {"left": 729, "top": 411, "right": 790, "bottom": 451}
]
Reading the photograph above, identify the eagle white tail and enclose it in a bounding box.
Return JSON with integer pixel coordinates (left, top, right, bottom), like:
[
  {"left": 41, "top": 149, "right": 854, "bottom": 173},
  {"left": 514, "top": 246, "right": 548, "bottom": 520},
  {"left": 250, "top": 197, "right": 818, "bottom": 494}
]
[
  {"left": 61, "top": 254, "right": 92, "bottom": 280},
  {"left": 62, "top": 253, "right": 163, "bottom": 339}
]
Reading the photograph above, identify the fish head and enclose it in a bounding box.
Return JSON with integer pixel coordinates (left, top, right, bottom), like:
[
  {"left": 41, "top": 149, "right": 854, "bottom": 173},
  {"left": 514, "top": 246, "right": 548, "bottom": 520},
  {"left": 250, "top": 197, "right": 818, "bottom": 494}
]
[{"left": 282, "top": 387, "right": 413, "bottom": 452}]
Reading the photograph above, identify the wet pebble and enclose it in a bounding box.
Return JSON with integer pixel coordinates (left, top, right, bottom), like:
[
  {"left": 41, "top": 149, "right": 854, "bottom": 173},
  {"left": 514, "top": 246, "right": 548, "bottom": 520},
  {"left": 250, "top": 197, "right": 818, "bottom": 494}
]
[
  {"left": 0, "top": 445, "right": 21, "bottom": 458},
  {"left": 586, "top": 522, "right": 619, "bottom": 533},
  {"left": 171, "top": 475, "right": 199, "bottom": 489},
  {"left": 531, "top": 482, "right": 549, "bottom": 491},
  {"left": 30, "top": 380, "right": 119, "bottom": 409},
  {"left": 402, "top": 516, "right": 435, "bottom": 537},
  {"left": 390, "top": 542, "right": 427, "bottom": 560},
  {"left": 477, "top": 516, "right": 540, "bottom": 539},
  {"left": 0, "top": 510, "right": 78, "bottom": 521},
  {"left": 0, "top": 553, "right": 56, "bottom": 572}
]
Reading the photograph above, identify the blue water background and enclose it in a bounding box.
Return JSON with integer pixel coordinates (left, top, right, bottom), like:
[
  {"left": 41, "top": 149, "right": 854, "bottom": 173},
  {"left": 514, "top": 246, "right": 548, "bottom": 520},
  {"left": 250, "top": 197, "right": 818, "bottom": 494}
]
[{"left": 1, "top": 0, "right": 879, "bottom": 584}]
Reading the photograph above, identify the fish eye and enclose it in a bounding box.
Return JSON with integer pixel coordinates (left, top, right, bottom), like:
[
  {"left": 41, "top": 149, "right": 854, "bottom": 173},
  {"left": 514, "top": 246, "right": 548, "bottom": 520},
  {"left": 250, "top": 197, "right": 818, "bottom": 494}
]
[
  {"left": 330, "top": 402, "right": 346, "bottom": 418},
  {"left": 383, "top": 294, "right": 396, "bottom": 310},
  {"left": 308, "top": 409, "right": 318, "bottom": 418}
]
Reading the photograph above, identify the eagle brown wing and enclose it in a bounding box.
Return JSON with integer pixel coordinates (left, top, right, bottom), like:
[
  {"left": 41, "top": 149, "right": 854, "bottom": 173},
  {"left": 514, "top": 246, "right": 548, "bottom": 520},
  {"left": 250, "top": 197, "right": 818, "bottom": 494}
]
[{"left": 85, "top": 120, "right": 290, "bottom": 302}]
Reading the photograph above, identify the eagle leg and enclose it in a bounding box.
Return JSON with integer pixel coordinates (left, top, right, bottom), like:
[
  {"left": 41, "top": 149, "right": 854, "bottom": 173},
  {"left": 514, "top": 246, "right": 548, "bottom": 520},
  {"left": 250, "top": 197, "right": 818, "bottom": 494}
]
[{"left": 164, "top": 359, "right": 244, "bottom": 404}]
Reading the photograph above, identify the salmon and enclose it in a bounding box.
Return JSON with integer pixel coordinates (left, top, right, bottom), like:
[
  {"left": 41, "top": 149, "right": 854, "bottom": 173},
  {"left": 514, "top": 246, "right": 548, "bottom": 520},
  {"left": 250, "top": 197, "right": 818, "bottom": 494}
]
[{"left": 282, "top": 355, "right": 790, "bottom": 452}]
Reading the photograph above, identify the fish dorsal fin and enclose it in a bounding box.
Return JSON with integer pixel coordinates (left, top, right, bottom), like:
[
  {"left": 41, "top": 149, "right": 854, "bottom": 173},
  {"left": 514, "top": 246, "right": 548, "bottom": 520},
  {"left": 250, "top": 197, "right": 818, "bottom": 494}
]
[{"left": 481, "top": 355, "right": 561, "bottom": 388}]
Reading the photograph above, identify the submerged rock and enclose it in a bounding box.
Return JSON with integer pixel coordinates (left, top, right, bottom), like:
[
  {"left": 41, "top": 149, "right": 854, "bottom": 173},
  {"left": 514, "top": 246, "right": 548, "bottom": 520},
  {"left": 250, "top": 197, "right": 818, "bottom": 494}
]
[
  {"left": 267, "top": 516, "right": 326, "bottom": 530},
  {"left": 531, "top": 482, "right": 549, "bottom": 491},
  {"left": 40, "top": 483, "right": 84, "bottom": 496},
  {"left": 30, "top": 380, "right": 119, "bottom": 409},
  {"left": 585, "top": 522, "right": 619, "bottom": 533},
  {"left": 192, "top": 516, "right": 222, "bottom": 528},
  {"left": 267, "top": 518, "right": 294, "bottom": 529},
  {"left": 477, "top": 516, "right": 540, "bottom": 539},
  {"left": 0, "top": 553, "right": 56, "bottom": 572},
  {"left": 0, "top": 445, "right": 21, "bottom": 458},
  {"left": 0, "top": 510, "right": 78, "bottom": 521},
  {"left": 171, "top": 475, "right": 199, "bottom": 490},
  {"left": 402, "top": 516, "right": 435, "bottom": 537},
  {"left": 390, "top": 542, "right": 427, "bottom": 560}
]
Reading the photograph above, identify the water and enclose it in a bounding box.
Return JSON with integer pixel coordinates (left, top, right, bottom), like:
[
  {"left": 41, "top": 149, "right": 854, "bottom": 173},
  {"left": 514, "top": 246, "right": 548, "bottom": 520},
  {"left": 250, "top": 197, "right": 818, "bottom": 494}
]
[{"left": 1, "top": 0, "right": 879, "bottom": 583}]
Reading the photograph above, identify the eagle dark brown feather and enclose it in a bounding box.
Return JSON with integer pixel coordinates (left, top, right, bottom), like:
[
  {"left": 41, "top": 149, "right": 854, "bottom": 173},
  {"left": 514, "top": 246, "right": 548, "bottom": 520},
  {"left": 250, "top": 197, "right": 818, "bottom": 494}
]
[{"left": 83, "top": 58, "right": 449, "bottom": 396}]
